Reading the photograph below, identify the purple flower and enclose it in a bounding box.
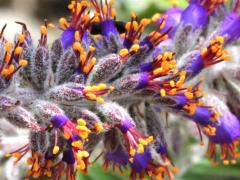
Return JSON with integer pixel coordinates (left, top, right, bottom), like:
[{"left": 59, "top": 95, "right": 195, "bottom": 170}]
[
  {"left": 185, "top": 53, "right": 204, "bottom": 78},
  {"left": 170, "top": 95, "right": 213, "bottom": 125},
  {"left": 104, "top": 145, "right": 129, "bottom": 166},
  {"left": 219, "top": 12, "right": 240, "bottom": 43},
  {"left": 209, "top": 113, "right": 240, "bottom": 144},
  {"left": 100, "top": 20, "right": 119, "bottom": 38},
  {"left": 153, "top": 39, "right": 174, "bottom": 58},
  {"left": 60, "top": 27, "right": 75, "bottom": 50},
  {"left": 156, "top": 7, "right": 183, "bottom": 38},
  {"left": 135, "top": 73, "right": 149, "bottom": 89},
  {"left": 130, "top": 150, "right": 151, "bottom": 173},
  {"left": 90, "top": 0, "right": 119, "bottom": 39},
  {"left": 180, "top": 3, "right": 208, "bottom": 31},
  {"left": 189, "top": 107, "right": 212, "bottom": 126},
  {"left": 206, "top": 112, "right": 240, "bottom": 165},
  {"left": 60, "top": 27, "right": 89, "bottom": 50},
  {"left": 118, "top": 119, "right": 134, "bottom": 133},
  {"left": 51, "top": 114, "right": 68, "bottom": 128},
  {"left": 184, "top": 36, "right": 229, "bottom": 79},
  {"left": 62, "top": 149, "right": 76, "bottom": 164}
]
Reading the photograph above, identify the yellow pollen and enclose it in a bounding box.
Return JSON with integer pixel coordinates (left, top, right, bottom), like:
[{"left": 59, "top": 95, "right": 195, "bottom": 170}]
[
  {"left": 184, "top": 92, "right": 194, "bottom": 99},
  {"left": 47, "top": 23, "right": 55, "bottom": 29},
  {"left": 132, "top": 21, "right": 139, "bottom": 30},
  {"left": 111, "top": 9, "right": 116, "bottom": 17},
  {"left": 130, "top": 44, "right": 140, "bottom": 52},
  {"left": 129, "top": 147, "right": 136, "bottom": 156},
  {"left": 79, "top": 132, "right": 89, "bottom": 139},
  {"left": 119, "top": 48, "right": 129, "bottom": 58},
  {"left": 98, "top": 83, "right": 107, "bottom": 89},
  {"left": 94, "top": 123, "right": 104, "bottom": 132},
  {"left": 89, "top": 57, "right": 96, "bottom": 66},
  {"left": 96, "top": 97, "right": 105, "bottom": 103},
  {"left": 18, "top": 34, "right": 25, "bottom": 43},
  {"left": 139, "top": 138, "right": 148, "bottom": 146},
  {"left": 160, "top": 89, "right": 166, "bottom": 97},
  {"left": 102, "top": 5, "right": 108, "bottom": 15},
  {"left": 91, "top": 85, "right": 100, "bottom": 91},
  {"left": 188, "top": 104, "right": 196, "bottom": 115},
  {"left": 63, "top": 131, "right": 70, "bottom": 139},
  {"left": 223, "top": 160, "right": 229, "bottom": 166},
  {"left": 8, "top": 64, "right": 15, "bottom": 74},
  {"left": 53, "top": 146, "right": 60, "bottom": 155},
  {"left": 170, "top": 80, "right": 175, "bottom": 87},
  {"left": 153, "top": 67, "right": 163, "bottom": 75},
  {"left": 12, "top": 152, "right": 22, "bottom": 158},
  {"left": 180, "top": 71, "right": 186, "bottom": 76},
  {"left": 152, "top": 13, "right": 161, "bottom": 23},
  {"left": 137, "top": 144, "right": 145, "bottom": 153},
  {"left": 89, "top": 46, "right": 95, "bottom": 52},
  {"left": 216, "top": 36, "right": 224, "bottom": 43},
  {"left": 141, "top": 18, "right": 151, "bottom": 27},
  {"left": 33, "top": 162, "right": 40, "bottom": 171},
  {"left": 81, "top": 0, "right": 88, "bottom": 7},
  {"left": 19, "top": 59, "right": 28, "bottom": 67},
  {"left": 73, "top": 42, "right": 84, "bottom": 52},
  {"left": 75, "top": 31, "right": 81, "bottom": 41},
  {"left": 40, "top": 25, "right": 47, "bottom": 36},
  {"left": 59, "top": 18, "right": 69, "bottom": 29},
  {"left": 77, "top": 150, "right": 89, "bottom": 158},
  {"left": 72, "top": 140, "right": 83, "bottom": 148},
  {"left": 77, "top": 118, "right": 87, "bottom": 126},
  {"left": 77, "top": 160, "right": 86, "bottom": 170},
  {"left": 83, "top": 86, "right": 92, "bottom": 92},
  {"left": 159, "top": 20, "right": 166, "bottom": 29},
  {"left": 5, "top": 42, "right": 12, "bottom": 52},
  {"left": 14, "top": 46, "right": 23, "bottom": 56},
  {"left": 77, "top": 125, "right": 91, "bottom": 132},
  {"left": 147, "top": 136, "right": 154, "bottom": 143}
]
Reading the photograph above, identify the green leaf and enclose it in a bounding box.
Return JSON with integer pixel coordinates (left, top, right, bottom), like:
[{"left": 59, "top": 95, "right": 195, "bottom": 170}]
[
  {"left": 77, "top": 164, "right": 128, "bottom": 180},
  {"left": 181, "top": 159, "right": 240, "bottom": 180}
]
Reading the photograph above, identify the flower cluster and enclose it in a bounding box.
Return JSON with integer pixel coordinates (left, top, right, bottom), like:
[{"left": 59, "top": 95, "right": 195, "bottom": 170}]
[{"left": 1, "top": 0, "right": 240, "bottom": 180}]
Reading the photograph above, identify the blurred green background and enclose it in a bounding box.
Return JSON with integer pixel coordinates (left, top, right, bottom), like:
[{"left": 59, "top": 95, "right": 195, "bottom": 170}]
[{"left": 0, "top": 0, "right": 239, "bottom": 179}]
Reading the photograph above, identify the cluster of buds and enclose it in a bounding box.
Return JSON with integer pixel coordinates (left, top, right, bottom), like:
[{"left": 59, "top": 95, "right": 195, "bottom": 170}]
[{"left": 1, "top": 0, "right": 240, "bottom": 180}]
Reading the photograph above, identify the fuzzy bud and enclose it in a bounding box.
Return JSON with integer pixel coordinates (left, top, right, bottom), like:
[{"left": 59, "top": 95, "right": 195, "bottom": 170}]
[
  {"left": 87, "top": 54, "right": 123, "bottom": 84},
  {"left": 98, "top": 102, "right": 133, "bottom": 125},
  {"left": 0, "top": 95, "right": 20, "bottom": 114},
  {"left": 50, "top": 39, "right": 64, "bottom": 72},
  {"left": 6, "top": 107, "right": 42, "bottom": 131},
  {"left": 56, "top": 49, "right": 77, "bottom": 84},
  {"left": 31, "top": 46, "right": 51, "bottom": 90},
  {"left": 31, "top": 100, "right": 64, "bottom": 123},
  {"left": 46, "top": 83, "right": 86, "bottom": 105}
]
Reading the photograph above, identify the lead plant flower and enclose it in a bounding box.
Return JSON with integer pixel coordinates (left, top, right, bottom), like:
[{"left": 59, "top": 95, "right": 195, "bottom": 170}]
[{"left": 0, "top": 0, "right": 240, "bottom": 179}]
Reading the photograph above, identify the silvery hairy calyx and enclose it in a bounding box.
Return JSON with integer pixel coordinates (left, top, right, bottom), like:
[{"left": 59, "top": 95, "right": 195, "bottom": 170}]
[{"left": 0, "top": 0, "right": 240, "bottom": 179}]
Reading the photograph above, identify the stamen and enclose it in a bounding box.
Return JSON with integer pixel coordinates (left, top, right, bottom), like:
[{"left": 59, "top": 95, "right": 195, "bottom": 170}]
[
  {"left": 123, "top": 12, "right": 150, "bottom": 48},
  {"left": 83, "top": 83, "right": 114, "bottom": 103},
  {"left": 200, "top": 36, "right": 231, "bottom": 67}
]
